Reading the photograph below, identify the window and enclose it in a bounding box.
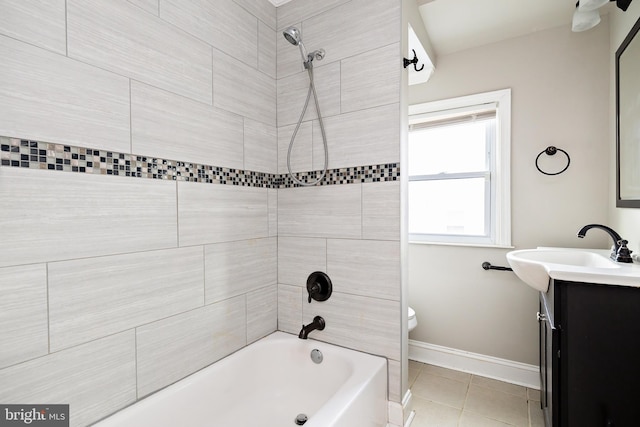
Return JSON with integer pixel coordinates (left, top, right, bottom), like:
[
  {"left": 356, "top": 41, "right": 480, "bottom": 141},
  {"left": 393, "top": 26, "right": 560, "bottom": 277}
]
[{"left": 408, "top": 89, "right": 511, "bottom": 247}]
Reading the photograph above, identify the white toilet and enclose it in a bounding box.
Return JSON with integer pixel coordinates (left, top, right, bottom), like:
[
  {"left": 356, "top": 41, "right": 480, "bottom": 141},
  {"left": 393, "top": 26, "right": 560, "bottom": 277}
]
[{"left": 408, "top": 306, "right": 418, "bottom": 332}]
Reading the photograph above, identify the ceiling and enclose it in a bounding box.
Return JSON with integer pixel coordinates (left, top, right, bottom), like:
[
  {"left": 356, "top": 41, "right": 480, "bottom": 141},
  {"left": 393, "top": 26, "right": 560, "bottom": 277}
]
[
  {"left": 268, "top": 0, "right": 610, "bottom": 56},
  {"left": 267, "top": 0, "right": 292, "bottom": 6},
  {"left": 417, "top": 0, "right": 603, "bottom": 56}
]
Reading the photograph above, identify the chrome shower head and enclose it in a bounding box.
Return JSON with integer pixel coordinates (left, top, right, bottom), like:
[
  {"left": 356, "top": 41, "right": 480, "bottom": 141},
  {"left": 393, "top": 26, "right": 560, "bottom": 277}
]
[
  {"left": 283, "top": 26, "right": 309, "bottom": 63},
  {"left": 283, "top": 26, "right": 301, "bottom": 46}
]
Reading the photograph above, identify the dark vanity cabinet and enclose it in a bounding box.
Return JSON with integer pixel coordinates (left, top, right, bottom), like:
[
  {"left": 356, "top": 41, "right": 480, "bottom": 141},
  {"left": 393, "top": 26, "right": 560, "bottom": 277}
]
[{"left": 539, "top": 279, "right": 640, "bottom": 426}]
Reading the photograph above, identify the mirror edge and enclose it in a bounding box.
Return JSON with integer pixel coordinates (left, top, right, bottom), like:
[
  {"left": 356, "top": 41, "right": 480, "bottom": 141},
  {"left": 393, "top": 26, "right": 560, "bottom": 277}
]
[{"left": 616, "top": 14, "right": 640, "bottom": 208}]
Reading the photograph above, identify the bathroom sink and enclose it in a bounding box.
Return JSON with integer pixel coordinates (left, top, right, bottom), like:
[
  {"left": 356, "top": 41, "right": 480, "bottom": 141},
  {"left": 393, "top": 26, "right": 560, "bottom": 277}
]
[
  {"left": 506, "top": 248, "right": 622, "bottom": 292},
  {"left": 512, "top": 249, "right": 618, "bottom": 268}
]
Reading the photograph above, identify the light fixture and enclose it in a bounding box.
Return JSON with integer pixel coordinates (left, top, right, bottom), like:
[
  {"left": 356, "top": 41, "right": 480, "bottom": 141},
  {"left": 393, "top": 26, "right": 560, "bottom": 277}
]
[
  {"left": 579, "top": 0, "right": 609, "bottom": 11},
  {"left": 572, "top": 4, "right": 601, "bottom": 32},
  {"left": 572, "top": 0, "right": 633, "bottom": 32}
]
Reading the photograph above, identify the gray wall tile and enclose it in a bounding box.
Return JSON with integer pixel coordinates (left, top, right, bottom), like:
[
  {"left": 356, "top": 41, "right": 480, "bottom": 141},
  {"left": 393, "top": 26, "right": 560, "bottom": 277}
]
[
  {"left": 258, "top": 20, "right": 277, "bottom": 79},
  {"left": 67, "top": 0, "right": 212, "bottom": 104},
  {"left": 341, "top": 43, "right": 401, "bottom": 113},
  {"left": 317, "top": 103, "right": 400, "bottom": 170},
  {"left": 277, "top": 284, "right": 302, "bottom": 334},
  {"left": 234, "top": 0, "right": 276, "bottom": 30},
  {"left": 0, "top": 0, "right": 402, "bottom": 415},
  {"left": 160, "top": 0, "right": 258, "bottom": 68},
  {"left": 388, "top": 359, "right": 401, "bottom": 402},
  {"left": 327, "top": 239, "right": 400, "bottom": 301},
  {"left": 276, "top": 0, "right": 349, "bottom": 30},
  {"left": 213, "top": 48, "right": 276, "bottom": 126},
  {"left": 311, "top": 119, "right": 331, "bottom": 171},
  {"left": 127, "top": 0, "right": 158, "bottom": 15},
  {"left": 363, "top": 182, "right": 401, "bottom": 241},
  {"left": 0, "top": 35, "right": 130, "bottom": 152},
  {"left": 302, "top": 291, "right": 400, "bottom": 360},
  {"left": 0, "top": 332, "right": 136, "bottom": 427},
  {"left": 204, "top": 237, "right": 277, "bottom": 304},
  {"left": 244, "top": 118, "right": 277, "bottom": 174},
  {"left": 277, "top": 62, "right": 341, "bottom": 127},
  {"left": 278, "top": 121, "right": 313, "bottom": 174},
  {"left": 131, "top": 81, "right": 244, "bottom": 168},
  {"left": 0, "top": 168, "right": 177, "bottom": 268},
  {"left": 278, "top": 185, "right": 362, "bottom": 238},
  {"left": 136, "top": 296, "right": 246, "bottom": 397},
  {"left": 0, "top": 0, "right": 66, "bottom": 54},
  {"left": 178, "top": 182, "right": 268, "bottom": 246},
  {"left": 0, "top": 264, "right": 48, "bottom": 369},
  {"left": 48, "top": 247, "right": 204, "bottom": 352},
  {"left": 268, "top": 189, "right": 278, "bottom": 237},
  {"left": 278, "top": 237, "right": 326, "bottom": 287},
  {"left": 303, "top": 0, "right": 400, "bottom": 64},
  {"left": 247, "top": 285, "right": 278, "bottom": 343}
]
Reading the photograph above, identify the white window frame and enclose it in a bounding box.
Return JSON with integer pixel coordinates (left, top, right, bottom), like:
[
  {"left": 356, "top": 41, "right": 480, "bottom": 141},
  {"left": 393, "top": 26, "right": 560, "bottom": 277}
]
[{"left": 408, "top": 89, "right": 512, "bottom": 248}]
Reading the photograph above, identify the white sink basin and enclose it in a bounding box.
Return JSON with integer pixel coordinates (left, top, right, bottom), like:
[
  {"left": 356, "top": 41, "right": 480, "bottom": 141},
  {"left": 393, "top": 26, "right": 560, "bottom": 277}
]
[{"left": 506, "top": 248, "right": 622, "bottom": 292}]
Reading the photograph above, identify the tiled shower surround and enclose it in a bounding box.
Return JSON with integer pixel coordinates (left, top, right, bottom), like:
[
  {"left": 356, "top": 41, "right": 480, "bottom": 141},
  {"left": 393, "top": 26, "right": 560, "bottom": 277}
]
[
  {"left": 0, "top": 137, "right": 399, "bottom": 187},
  {"left": 0, "top": 0, "right": 401, "bottom": 426}
]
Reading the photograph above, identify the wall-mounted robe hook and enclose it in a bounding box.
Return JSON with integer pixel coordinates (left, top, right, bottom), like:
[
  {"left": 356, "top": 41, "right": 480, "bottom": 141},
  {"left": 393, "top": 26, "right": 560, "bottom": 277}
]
[{"left": 403, "top": 49, "right": 424, "bottom": 72}]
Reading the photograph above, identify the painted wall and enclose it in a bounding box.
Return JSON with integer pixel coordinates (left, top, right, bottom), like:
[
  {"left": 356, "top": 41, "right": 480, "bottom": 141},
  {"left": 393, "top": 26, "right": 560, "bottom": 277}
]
[
  {"left": 610, "top": 1, "right": 640, "bottom": 244},
  {"left": 0, "top": 1, "right": 278, "bottom": 426},
  {"left": 407, "top": 21, "right": 610, "bottom": 365},
  {"left": 275, "top": 0, "right": 404, "bottom": 403}
]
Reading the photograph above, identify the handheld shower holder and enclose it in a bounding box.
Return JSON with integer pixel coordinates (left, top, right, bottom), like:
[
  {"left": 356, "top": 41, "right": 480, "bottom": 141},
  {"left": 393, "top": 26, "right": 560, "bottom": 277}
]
[{"left": 304, "top": 49, "right": 325, "bottom": 69}]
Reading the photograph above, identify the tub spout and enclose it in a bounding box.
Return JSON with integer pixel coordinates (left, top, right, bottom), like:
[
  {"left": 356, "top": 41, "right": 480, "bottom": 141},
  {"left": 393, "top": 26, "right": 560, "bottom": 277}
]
[{"left": 299, "top": 316, "right": 325, "bottom": 339}]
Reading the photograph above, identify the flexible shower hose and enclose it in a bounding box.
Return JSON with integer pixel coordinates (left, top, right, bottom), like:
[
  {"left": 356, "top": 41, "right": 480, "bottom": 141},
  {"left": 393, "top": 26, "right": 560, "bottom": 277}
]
[{"left": 286, "top": 63, "right": 328, "bottom": 187}]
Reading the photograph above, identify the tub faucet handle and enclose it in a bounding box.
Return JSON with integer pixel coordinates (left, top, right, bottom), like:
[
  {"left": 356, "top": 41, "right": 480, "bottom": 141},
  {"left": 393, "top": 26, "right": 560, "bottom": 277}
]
[
  {"left": 308, "top": 282, "right": 321, "bottom": 303},
  {"left": 306, "top": 271, "right": 333, "bottom": 303}
]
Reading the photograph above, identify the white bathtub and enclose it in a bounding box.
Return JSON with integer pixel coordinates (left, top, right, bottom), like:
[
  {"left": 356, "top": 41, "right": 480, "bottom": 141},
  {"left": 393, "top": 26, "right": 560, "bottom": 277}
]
[{"left": 93, "top": 331, "right": 388, "bottom": 427}]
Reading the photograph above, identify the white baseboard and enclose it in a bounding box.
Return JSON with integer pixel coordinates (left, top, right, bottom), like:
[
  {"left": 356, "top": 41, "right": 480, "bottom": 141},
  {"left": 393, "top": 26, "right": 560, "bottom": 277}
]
[
  {"left": 387, "top": 400, "right": 403, "bottom": 427},
  {"left": 402, "top": 389, "right": 416, "bottom": 427},
  {"left": 402, "top": 389, "right": 413, "bottom": 426},
  {"left": 404, "top": 410, "right": 415, "bottom": 427},
  {"left": 409, "top": 339, "right": 540, "bottom": 389}
]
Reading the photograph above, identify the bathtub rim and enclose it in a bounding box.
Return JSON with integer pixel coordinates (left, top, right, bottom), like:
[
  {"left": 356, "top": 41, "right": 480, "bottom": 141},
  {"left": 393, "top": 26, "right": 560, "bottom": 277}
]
[{"left": 91, "top": 331, "right": 388, "bottom": 427}]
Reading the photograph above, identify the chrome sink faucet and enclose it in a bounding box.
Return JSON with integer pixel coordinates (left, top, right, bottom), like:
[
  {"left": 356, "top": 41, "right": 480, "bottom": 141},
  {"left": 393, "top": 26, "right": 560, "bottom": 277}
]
[
  {"left": 298, "top": 316, "right": 325, "bottom": 339},
  {"left": 577, "top": 224, "right": 633, "bottom": 263}
]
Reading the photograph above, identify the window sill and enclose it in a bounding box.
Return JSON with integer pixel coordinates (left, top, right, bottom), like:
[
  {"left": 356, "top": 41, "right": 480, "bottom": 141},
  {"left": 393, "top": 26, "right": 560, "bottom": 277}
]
[{"left": 408, "top": 240, "right": 515, "bottom": 249}]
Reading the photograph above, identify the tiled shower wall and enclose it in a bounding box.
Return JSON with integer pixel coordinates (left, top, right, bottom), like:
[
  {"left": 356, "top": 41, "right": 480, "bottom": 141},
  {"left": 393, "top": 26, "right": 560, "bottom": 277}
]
[
  {"left": 0, "top": 0, "right": 402, "bottom": 425},
  {"left": 0, "top": 0, "right": 278, "bottom": 426},
  {"left": 275, "top": 0, "right": 403, "bottom": 402}
]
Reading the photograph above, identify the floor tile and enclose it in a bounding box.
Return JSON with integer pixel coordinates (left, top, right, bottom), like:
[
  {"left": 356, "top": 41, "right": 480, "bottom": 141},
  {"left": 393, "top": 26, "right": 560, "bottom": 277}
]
[
  {"left": 527, "top": 387, "right": 541, "bottom": 402},
  {"left": 464, "top": 384, "right": 529, "bottom": 427},
  {"left": 529, "top": 401, "right": 545, "bottom": 427},
  {"left": 471, "top": 375, "right": 527, "bottom": 397},
  {"left": 423, "top": 364, "right": 472, "bottom": 384},
  {"left": 459, "top": 411, "right": 514, "bottom": 426},
  {"left": 408, "top": 362, "right": 541, "bottom": 427},
  {"left": 409, "top": 360, "right": 423, "bottom": 387},
  {"left": 411, "top": 396, "right": 461, "bottom": 427},
  {"left": 411, "top": 372, "right": 469, "bottom": 409}
]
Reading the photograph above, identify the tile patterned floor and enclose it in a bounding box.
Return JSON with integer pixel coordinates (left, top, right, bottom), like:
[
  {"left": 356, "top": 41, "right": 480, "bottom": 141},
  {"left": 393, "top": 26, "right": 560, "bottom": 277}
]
[{"left": 408, "top": 360, "right": 545, "bottom": 427}]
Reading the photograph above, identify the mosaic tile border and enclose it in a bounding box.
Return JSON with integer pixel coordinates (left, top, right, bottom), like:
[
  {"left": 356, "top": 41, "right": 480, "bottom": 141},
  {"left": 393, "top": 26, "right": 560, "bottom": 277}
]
[{"left": 0, "top": 137, "right": 399, "bottom": 188}]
